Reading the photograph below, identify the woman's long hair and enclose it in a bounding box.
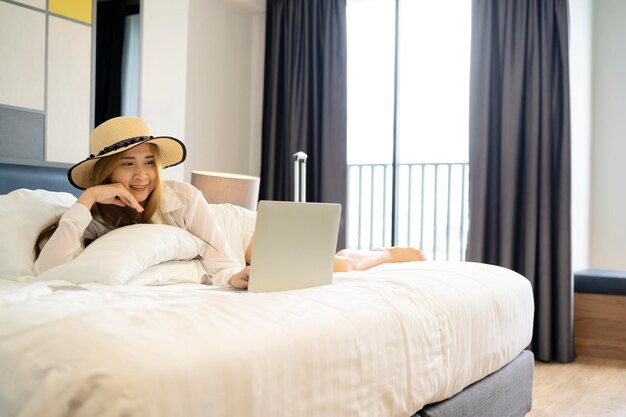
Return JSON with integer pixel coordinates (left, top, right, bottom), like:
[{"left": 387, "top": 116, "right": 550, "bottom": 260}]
[{"left": 34, "top": 144, "right": 164, "bottom": 258}]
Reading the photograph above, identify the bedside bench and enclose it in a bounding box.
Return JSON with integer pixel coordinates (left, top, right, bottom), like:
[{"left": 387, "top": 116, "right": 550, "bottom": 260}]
[{"left": 574, "top": 269, "right": 626, "bottom": 361}]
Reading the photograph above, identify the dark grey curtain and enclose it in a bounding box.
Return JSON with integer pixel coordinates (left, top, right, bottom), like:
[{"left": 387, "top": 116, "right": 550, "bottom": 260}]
[
  {"left": 260, "top": 0, "right": 347, "bottom": 248},
  {"left": 467, "top": 0, "right": 574, "bottom": 362},
  {"left": 95, "top": 0, "right": 127, "bottom": 126}
]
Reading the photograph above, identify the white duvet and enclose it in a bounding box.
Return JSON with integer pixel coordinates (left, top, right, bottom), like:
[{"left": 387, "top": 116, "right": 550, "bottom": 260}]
[{"left": 0, "top": 261, "right": 533, "bottom": 417}]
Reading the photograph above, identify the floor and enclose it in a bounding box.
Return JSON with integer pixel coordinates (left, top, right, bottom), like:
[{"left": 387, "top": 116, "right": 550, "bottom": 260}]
[{"left": 527, "top": 356, "right": 626, "bottom": 417}]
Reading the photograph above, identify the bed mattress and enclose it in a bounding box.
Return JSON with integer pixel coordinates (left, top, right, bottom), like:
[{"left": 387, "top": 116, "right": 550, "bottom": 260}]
[{"left": 0, "top": 261, "right": 534, "bottom": 417}]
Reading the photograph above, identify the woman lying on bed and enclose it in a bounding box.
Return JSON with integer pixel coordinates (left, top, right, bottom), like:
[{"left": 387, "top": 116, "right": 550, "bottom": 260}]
[{"left": 34, "top": 117, "right": 424, "bottom": 289}]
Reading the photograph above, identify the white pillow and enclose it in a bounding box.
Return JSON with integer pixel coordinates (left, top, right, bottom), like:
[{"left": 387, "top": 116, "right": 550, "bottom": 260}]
[
  {"left": 125, "top": 259, "right": 208, "bottom": 286},
  {"left": 0, "top": 189, "right": 77, "bottom": 280},
  {"left": 37, "top": 224, "right": 204, "bottom": 285}
]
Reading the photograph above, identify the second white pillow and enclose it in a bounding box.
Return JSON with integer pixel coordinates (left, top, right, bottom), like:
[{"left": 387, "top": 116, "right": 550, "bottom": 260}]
[{"left": 37, "top": 224, "right": 204, "bottom": 285}]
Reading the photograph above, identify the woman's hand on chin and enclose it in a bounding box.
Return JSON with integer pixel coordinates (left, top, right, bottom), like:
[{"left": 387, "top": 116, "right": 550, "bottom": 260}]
[
  {"left": 228, "top": 266, "right": 250, "bottom": 289},
  {"left": 77, "top": 183, "right": 144, "bottom": 212}
]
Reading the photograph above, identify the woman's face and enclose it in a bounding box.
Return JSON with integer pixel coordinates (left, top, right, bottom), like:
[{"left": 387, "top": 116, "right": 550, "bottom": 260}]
[{"left": 109, "top": 143, "right": 158, "bottom": 203}]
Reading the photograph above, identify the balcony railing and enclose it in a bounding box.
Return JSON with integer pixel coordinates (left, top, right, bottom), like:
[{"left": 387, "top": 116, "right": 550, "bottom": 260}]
[{"left": 347, "top": 162, "right": 470, "bottom": 261}]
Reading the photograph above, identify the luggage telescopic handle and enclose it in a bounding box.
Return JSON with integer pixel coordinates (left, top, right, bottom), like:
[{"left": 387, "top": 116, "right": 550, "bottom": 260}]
[{"left": 293, "top": 151, "right": 308, "bottom": 202}]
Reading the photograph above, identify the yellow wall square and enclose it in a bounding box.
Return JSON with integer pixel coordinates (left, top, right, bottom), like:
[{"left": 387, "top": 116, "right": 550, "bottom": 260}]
[{"left": 49, "top": 0, "right": 92, "bottom": 24}]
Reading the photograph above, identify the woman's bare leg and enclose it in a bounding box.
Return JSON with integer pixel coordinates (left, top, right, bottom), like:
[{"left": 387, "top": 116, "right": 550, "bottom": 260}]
[
  {"left": 333, "top": 247, "right": 425, "bottom": 272},
  {"left": 245, "top": 235, "right": 424, "bottom": 273}
]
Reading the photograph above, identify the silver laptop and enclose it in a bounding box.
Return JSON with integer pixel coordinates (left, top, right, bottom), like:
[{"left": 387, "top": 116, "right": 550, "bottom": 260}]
[{"left": 247, "top": 200, "right": 341, "bottom": 293}]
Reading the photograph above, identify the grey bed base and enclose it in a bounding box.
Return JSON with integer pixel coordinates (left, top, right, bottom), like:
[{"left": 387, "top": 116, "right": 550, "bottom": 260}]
[
  {"left": 0, "top": 161, "right": 534, "bottom": 417},
  {"left": 414, "top": 350, "right": 534, "bottom": 417}
]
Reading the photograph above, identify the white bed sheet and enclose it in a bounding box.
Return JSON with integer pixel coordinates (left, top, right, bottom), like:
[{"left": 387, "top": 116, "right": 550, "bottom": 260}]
[{"left": 0, "top": 261, "right": 533, "bottom": 417}]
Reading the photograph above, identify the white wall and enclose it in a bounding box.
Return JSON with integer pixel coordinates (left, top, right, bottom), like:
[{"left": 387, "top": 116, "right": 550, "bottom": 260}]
[
  {"left": 569, "top": 0, "right": 592, "bottom": 272},
  {"left": 589, "top": 0, "right": 626, "bottom": 269},
  {"left": 139, "top": 0, "right": 265, "bottom": 182},
  {"left": 140, "top": 0, "right": 190, "bottom": 182},
  {"left": 184, "top": 0, "right": 265, "bottom": 181}
]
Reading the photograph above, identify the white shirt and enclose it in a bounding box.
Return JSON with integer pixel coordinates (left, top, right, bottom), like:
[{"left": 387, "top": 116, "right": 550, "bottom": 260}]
[{"left": 34, "top": 180, "right": 244, "bottom": 287}]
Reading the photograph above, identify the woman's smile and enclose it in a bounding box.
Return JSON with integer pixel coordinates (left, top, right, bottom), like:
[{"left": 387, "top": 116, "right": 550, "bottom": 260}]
[
  {"left": 109, "top": 143, "right": 158, "bottom": 202},
  {"left": 129, "top": 184, "right": 149, "bottom": 192}
]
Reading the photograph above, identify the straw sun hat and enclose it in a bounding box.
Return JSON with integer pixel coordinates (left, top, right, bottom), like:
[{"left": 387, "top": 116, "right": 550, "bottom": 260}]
[{"left": 68, "top": 116, "right": 186, "bottom": 190}]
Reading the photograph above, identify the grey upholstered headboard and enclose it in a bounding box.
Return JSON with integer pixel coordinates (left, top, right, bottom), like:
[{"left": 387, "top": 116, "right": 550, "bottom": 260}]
[{"left": 0, "top": 160, "right": 80, "bottom": 197}]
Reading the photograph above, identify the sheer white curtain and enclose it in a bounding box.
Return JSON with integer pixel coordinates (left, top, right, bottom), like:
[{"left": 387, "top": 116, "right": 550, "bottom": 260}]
[{"left": 121, "top": 14, "right": 140, "bottom": 116}]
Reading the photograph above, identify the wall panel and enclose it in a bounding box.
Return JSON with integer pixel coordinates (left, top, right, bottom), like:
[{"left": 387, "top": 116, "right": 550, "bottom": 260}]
[
  {"left": 49, "top": 0, "right": 92, "bottom": 24},
  {"left": 46, "top": 15, "right": 91, "bottom": 163},
  {"left": 12, "top": 0, "right": 45, "bottom": 9},
  {"left": 0, "top": 2, "right": 45, "bottom": 111},
  {"left": 0, "top": 107, "right": 45, "bottom": 160}
]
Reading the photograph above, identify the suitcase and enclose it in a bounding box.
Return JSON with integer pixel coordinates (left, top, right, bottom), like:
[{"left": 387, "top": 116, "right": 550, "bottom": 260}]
[{"left": 293, "top": 151, "right": 307, "bottom": 202}]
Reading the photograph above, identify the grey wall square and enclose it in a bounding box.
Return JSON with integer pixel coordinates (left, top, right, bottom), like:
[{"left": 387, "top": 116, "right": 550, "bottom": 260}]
[{"left": 0, "top": 107, "right": 45, "bottom": 160}]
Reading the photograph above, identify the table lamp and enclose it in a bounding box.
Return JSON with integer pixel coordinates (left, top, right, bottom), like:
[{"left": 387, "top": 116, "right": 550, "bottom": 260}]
[{"left": 191, "top": 171, "right": 260, "bottom": 211}]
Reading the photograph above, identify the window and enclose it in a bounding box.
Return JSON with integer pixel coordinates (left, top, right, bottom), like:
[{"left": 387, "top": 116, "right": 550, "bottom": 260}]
[{"left": 347, "top": 0, "right": 471, "bottom": 260}]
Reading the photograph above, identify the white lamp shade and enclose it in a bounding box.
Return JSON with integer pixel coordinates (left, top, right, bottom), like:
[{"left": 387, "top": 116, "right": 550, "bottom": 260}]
[{"left": 191, "top": 171, "right": 260, "bottom": 211}]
